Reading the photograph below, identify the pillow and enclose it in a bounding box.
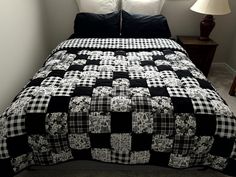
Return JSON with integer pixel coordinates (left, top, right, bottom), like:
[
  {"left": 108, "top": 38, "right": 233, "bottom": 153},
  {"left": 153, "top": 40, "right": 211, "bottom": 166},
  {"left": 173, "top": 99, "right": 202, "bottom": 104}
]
[
  {"left": 121, "top": 11, "right": 171, "bottom": 38},
  {"left": 122, "top": 0, "right": 165, "bottom": 15},
  {"left": 74, "top": 12, "right": 120, "bottom": 38},
  {"left": 76, "top": 0, "right": 120, "bottom": 14}
]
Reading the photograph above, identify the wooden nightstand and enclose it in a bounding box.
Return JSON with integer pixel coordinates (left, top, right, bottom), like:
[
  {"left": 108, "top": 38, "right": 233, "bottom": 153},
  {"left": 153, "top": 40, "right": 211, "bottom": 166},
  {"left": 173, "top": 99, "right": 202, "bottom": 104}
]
[{"left": 177, "top": 36, "right": 218, "bottom": 77}]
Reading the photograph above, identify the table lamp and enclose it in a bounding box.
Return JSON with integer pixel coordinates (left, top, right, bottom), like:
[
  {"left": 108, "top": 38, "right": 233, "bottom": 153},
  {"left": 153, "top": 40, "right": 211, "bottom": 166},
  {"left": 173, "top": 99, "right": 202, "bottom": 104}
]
[{"left": 190, "top": 0, "right": 231, "bottom": 40}]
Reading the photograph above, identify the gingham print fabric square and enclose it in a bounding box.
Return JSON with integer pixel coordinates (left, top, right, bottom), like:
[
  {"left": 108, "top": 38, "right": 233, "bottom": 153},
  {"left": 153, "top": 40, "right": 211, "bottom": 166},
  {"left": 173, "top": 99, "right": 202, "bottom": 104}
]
[
  {"left": 128, "top": 60, "right": 140, "bottom": 66},
  {"left": 41, "top": 77, "right": 62, "bottom": 87},
  {"left": 181, "top": 77, "right": 200, "bottom": 88},
  {"left": 129, "top": 72, "right": 145, "bottom": 79},
  {"left": 111, "top": 150, "right": 130, "bottom": 164},
  {"left": 52, "top": 86, "right": 74, "bottom": 96},
  {"left": 143, "top": 66, "right": 158, "bottom": 71},
  {"left": 99, "top": 59, "right": 114, "bottom": 66},
  {"left": 83, "top": 65, "right": 99, "bottom": 71},
  {"left": 173, "top": 135, "right": 194, "bottom": 155},
  {"left": 64, "top": 71, "right": 81, "bottom": 78},
  {"left": 131, "top": 96, "right": 152, "bottom": 112},
  {"left": 114, "top": 65, "right": 128, "bottom": 72},
  {"left": 7, "top": 115, "right": 26, "bottom": 137},
  {"left": 17, "top": 86, "right": 39, "bottom": 98},
  {"left": 90, "top": 96, "right": 111, "bottom": 112},
  {"left": 167, "top": 87, "right": 188, "bottom": 98},
  {"left": 27, "top": 95, "right": 51, "bottom": 113},
  {"left": 47, "top": 135, "right": 69, "bottom": 153},
  {"left": 68, "top": 112, "right": 89, "bottom": 133},
  {"left": 0, "top": 138, "right": 9, "bottom": 159},
  {"left": 98, "top": 71, "right": 113, "bottom": 79},
  {"left": 160, "top": 71, "right": 177, "bottom": 79},
  {"left": 192, "top": 98, "right": 215, "bottom": 115},
  {"left": 147, "top": 78, "right": 166, "bottom": 87},
  {"left": 215, "top": 115, "right": 236, "bottom": 138},
  {"left": 77, "top": 78, "right": 96, "bottom": 87},
  {"left": 203, "top": 89, "right": 222, "bottom": 101},
  {"left": 153, "top": 113, "right": 175, "bottom": 135}
]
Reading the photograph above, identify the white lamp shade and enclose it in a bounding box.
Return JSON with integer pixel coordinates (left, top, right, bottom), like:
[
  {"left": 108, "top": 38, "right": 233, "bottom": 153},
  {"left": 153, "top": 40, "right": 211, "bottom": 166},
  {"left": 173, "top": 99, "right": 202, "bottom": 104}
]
[{"left": 190, "top": 0, "right": 231, "bottom": 15}]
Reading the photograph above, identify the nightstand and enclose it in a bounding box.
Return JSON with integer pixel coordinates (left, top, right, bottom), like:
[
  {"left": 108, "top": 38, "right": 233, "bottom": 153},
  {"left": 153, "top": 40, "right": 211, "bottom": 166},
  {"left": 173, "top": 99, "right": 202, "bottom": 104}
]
[{"left": 177, "top": 36, "right": 218, "bottom": 77}]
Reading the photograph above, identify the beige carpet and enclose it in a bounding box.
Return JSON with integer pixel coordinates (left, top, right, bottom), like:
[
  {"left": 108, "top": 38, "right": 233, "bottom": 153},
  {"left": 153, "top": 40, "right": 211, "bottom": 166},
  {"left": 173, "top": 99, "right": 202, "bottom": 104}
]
[{"left": 16, "top": 65, "right": 235, "bottom": 177}]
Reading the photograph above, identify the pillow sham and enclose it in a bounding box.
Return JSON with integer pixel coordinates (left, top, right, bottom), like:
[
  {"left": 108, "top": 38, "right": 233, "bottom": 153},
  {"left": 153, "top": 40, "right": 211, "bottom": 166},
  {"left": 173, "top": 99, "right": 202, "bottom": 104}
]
[
  {"left": 74, "top": 11, "right": 120, "bottom": 38},
  {"left": 122, "top": 0, "right": 165, "bottom": 16},
  {"left": 121, "top": 11, "right": 171, "bottom": 38},
  {"left": 76, "top": 0, "right": 120, "bottom": 14}
]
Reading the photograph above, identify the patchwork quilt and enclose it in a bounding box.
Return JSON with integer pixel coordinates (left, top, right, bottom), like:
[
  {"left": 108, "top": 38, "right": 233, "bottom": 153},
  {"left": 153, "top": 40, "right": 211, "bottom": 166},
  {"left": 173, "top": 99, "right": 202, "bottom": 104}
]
[{"left": 0, "top": 38, "right": 236, "bottom": 176}]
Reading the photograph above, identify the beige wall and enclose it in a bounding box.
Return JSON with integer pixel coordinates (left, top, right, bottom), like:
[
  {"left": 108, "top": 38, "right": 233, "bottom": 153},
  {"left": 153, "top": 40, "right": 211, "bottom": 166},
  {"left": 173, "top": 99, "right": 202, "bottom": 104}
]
[
  {"left": 0, "top": 0, "right": 50, "bottom": 113},
  {"left": 228, "top": 33, "right": 236, "bottom": 72}
]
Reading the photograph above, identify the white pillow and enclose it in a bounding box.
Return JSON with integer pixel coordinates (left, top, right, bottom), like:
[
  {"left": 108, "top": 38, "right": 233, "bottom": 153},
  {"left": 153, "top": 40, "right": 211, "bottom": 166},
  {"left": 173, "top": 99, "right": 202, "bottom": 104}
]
[
  {"left": 122, "top": 0, "right": 166, "bottom": 15},
  {"left": 76, "top": 0, "right": 120, "bottom": 14}
]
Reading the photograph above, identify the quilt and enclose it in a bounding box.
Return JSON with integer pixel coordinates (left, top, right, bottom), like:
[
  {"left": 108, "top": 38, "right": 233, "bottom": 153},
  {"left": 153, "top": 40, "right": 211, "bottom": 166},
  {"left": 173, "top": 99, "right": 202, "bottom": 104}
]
[{"left": 0, "top": 38, "right": 236, "bottom": 177}]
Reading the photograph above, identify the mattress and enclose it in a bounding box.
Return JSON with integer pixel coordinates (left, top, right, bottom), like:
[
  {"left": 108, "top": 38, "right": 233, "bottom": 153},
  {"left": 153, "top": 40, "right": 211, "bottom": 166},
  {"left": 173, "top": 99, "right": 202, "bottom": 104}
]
[{"left": 0, "top": 38, "right": 235, "bottom": 176}]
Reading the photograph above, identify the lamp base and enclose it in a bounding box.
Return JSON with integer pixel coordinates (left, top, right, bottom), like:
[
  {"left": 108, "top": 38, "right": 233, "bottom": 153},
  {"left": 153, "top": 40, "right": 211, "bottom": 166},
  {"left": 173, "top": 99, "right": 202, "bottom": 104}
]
[{"left": 200, "top": 15, "right": 215, "bottom": 41}]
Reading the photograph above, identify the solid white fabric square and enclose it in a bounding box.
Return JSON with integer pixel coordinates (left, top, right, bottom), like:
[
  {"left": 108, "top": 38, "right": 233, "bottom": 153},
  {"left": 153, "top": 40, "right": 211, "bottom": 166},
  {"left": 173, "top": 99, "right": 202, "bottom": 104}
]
[
  {"left": 76, "top": 0, "right": 120, "bottom": 14},
  {"left": 122, "top": 0, "right": 165, "bottom": 15}
]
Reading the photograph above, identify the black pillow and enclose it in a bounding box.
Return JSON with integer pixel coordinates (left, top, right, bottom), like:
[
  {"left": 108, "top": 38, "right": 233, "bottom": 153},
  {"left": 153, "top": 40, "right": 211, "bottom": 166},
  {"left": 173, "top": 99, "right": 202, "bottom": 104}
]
[
  {"left": 121, "top": 11, "right": 171, "bottom": 38},
  {"left": 74, "top": 11, "right": 120, "bottom": 38}
]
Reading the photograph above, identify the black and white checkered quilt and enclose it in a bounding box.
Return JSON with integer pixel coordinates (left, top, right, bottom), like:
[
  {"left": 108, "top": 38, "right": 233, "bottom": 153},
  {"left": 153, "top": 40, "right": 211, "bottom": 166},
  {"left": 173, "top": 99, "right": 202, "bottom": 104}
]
[{"left": 0, "top": 38, "right": 236, "bottom": 176}]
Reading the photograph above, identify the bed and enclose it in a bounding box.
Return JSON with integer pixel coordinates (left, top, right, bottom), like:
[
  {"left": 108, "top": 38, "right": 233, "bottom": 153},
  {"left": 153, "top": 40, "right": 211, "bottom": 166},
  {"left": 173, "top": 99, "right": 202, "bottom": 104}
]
[{"left": 0, "top": 1, "right": 236, "bottom": 177}]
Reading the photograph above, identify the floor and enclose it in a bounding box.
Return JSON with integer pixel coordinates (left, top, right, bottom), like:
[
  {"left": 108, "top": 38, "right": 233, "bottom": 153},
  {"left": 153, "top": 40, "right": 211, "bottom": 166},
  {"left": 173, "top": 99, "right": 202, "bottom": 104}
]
[{"left": 16, "top": 64, "right": 235, "bottom": 177}]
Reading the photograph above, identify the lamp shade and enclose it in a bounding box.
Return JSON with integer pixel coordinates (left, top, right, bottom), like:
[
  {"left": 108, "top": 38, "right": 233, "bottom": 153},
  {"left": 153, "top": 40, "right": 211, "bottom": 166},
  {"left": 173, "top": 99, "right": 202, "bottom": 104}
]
[{"left": 190, "top": 0, "right": 231, "bottom": 15}]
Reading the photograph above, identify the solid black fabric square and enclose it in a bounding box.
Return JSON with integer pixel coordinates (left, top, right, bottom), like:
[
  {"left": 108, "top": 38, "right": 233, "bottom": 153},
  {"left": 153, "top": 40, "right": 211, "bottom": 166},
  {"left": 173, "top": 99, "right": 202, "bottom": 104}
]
[
  {"left": 72, "top": 87, "right": 93, "bottom": 97},
  {"left": 171, "top": 97, "right": 194, "bottom": 113},
  {"left": 7, "top": 135, "right": 32, "bottom": 157},
  {"left": 95, "top": 79, "right": 113, "bottom": 87},
  {"left": 48, "top": 70, "right": 66, "bottom": 78},
  {"left": 86, "top": 60, "right": 100, "bottom": 65},
  {"left": 210, "top": 136, "right": 234, "bottom": 157},
  {"left": 176, "top": 70, "right": 193, "bottom": 79},
  {"left": 130, "top": 79, "right": 148, "bottom": 88},
  {"left": 149, "top": 87, "right": 169, "bottom": 97},
  {"left": 195, "top": 114, "right": 216, "bottom": 136},
  {"left": 111, "top": 112, "right": 132, "bottom": 133},
  {"left": 67, "top": 65, "right": 84, "bottom": 71},
  {"left": 66, "top": 48, "right": 79, "bottom": 55},
  {"left": 163, "top": 49, "right": 175, "bottom": 55},
  {"left": 150, "top": 151, "right": 170, "bottom": 166},
  {"left": 25, "top": 113, "right": 46, "bottom": 134},
  {"left": 197, "top": 79, "right": 215, "bottom": 90},
  {"left": 132, "top": 134, "right": 152, "bottom": 151},
  {"left": 224, "top": 159, "right": 236, "bottom": 176},
  {"left": 90, "top": 134, "right": 111, "bottom": 148},
  {"left": 152, "top": 55, "right": 166, "bottom": 61},
  {"left": 76, "top": 54, "right": 88, "bottom": 60},
  {"left": 140, "top": 61, "right": 156, "bottom": 66},
  {"left": 157, "top": 65, "right": 173, "bottom": 71},
  {"left": 0, "top": 159, "right": 14, "bottom": 177},
  {"left": 26, "top": 78, "right": 44, "bottom": 87},
  {"left": 113, "top": 72, "right": 129, "bottom": 79},
  {"left": 72, "top": 149, "right": 92, "bottom": 160},
  {"left": 47, "top": 96, "right": 71, "bottom": 113},
  {"left": 115, "top": 51, "right": 126, "bottom": 56}
]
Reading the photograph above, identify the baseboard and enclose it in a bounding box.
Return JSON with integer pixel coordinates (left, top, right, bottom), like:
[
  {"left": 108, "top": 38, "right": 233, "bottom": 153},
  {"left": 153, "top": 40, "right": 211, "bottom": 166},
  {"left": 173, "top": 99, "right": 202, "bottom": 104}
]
[{"left": 211, "top": 62, "right": 236, "bottom": 75}]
